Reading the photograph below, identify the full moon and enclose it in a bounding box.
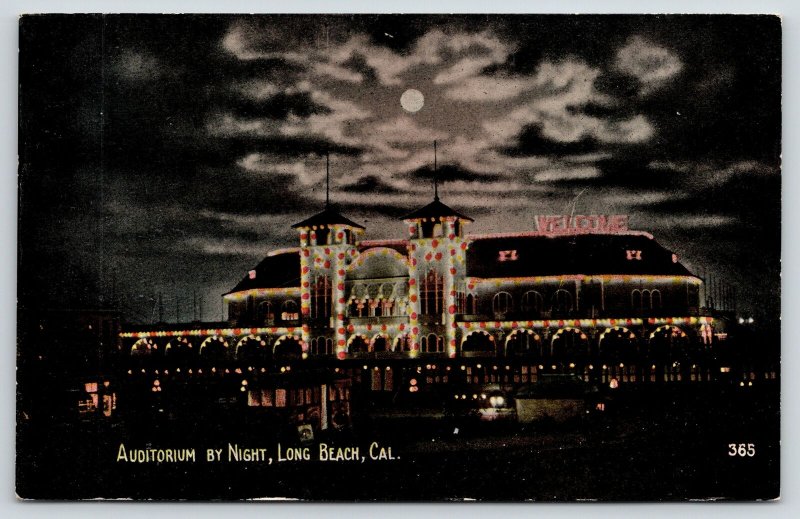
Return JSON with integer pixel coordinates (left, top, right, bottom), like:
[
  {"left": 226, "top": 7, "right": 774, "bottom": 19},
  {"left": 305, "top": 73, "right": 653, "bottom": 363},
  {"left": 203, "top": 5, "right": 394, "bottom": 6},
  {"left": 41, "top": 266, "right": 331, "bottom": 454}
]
[{"left": 400, "top": 89, "right": 425, "bottom": 113}]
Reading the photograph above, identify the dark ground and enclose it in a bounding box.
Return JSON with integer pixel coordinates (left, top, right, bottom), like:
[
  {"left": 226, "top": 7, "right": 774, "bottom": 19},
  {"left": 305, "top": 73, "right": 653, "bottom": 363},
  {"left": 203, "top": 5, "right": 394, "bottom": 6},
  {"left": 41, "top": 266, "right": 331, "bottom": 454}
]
[{"left": 16, "top": 382, "right": 779, "bottom": 501}]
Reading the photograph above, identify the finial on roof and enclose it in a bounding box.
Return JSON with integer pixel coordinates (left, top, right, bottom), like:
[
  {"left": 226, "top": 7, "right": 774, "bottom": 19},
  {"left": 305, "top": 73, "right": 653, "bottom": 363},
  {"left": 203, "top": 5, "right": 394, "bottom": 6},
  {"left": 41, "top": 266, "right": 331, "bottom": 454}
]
[
  {"left": 433, "top": 140, "right": 439, "bottom": 202},
  {"left": 325, "top": 151, "right": 330, "bottom": 209}
]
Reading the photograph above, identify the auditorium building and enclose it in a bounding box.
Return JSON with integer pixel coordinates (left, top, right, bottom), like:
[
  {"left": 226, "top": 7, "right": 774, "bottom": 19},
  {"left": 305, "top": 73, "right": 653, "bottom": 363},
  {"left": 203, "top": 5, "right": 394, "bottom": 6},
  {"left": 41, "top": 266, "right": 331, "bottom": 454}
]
[{"left": 121, "top": 190, "right": 718, "bottom": 371}]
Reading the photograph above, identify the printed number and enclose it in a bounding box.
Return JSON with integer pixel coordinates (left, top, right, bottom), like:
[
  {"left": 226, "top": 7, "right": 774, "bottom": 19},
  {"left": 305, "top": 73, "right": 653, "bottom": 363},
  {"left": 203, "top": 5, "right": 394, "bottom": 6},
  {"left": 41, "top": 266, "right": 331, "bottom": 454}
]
[{"left": 728, "top": 443, "right": 755, "bottom": 457}]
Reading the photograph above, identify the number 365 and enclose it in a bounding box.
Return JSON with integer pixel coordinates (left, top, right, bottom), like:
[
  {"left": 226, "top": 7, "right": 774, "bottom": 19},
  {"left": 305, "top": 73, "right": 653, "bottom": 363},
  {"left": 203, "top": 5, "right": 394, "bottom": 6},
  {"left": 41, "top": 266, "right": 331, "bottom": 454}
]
[{"left": 728, "top": 443, "right": 755, "bottom": 457}]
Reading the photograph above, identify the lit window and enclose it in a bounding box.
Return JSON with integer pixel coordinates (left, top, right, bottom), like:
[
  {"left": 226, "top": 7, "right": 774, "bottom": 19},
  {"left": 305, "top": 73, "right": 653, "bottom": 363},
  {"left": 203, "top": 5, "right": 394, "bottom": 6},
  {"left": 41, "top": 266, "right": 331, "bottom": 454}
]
[
  {"left": 498, "top": 250, "right": 519, "bottom": 262},
  {"left": 626, "top": 250, "right": 642, "bottom": 260}
]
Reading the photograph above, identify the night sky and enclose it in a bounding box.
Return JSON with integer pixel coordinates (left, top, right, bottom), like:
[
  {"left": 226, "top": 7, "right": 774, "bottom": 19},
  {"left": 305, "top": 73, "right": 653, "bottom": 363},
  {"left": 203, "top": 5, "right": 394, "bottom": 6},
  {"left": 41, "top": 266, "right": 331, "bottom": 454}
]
[{"left": 18, "top": 14, "right": 781, "bottom": 325}]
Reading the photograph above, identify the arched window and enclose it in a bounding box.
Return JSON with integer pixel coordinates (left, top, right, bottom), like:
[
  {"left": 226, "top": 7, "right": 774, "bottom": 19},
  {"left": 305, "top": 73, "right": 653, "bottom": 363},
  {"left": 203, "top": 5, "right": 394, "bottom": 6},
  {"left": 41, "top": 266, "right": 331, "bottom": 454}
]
[
  {"left": 425, "top": 333, "right": 443, "bottom": 353},
  {"left": 552, "top": 289, "right": 573, "bottom": 315},
  {"left": 422, "top": 269, "right": 444, "bottom": 316},
  {"left": 281, "top": 300, "right": 299, "bottom": 321},
  {"left": 466, "top": 294, "right": 476, "bottom": 314},
  {"left": 651, "top": 289, "right": 662, "bottom": 309},
  {"left": 492, "top": 291, "right": 513, "bottom": 315},
  {"left": 394, "top": 335, "right": 412, "bottom": 352},
  {"left": 256, "top": 301, "right": 273, "bottom": 325},
  {"left": 312, "top": 275, "right": 331, "bottom": 319},
  {"left": 521, "top": 291, "right": 544, "bottom": 316},
  {"left": 631, "top": 289, "right": 642, "bottom": 311}
]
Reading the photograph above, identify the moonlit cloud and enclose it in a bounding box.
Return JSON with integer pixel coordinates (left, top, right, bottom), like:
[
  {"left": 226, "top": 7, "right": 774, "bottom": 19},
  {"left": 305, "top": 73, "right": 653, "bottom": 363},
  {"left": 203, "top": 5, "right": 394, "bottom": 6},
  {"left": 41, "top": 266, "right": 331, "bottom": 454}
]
[
  {"left": 23, "top": 15, "right": 779, "bottom": 323},
  {"left": 614, "top": 35, "right": 684, "bottom": 93}
]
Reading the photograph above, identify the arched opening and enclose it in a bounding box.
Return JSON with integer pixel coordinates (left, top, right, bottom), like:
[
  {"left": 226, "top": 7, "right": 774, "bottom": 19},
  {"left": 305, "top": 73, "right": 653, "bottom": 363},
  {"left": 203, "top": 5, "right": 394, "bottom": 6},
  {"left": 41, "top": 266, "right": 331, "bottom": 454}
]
[
  {"left": 599, "top": 327, "right": 637, "bottom": 362},
  {"left": 348, "top": 335, "right": 369, "bottom": 354},
  {"left": 131, "top": 338, "right": 153, "bottom": 357},
  {"left": 273, "top": 336, "right": 303, "bottom": 362},
  {"left": 371, "top": 334, "right": 389, "bottom": 353},
  {"left": 199, "top": 336, "right": 229, "bottom": 362},
  {"left": 164, "top": 338, "right": 193, "bottom": 362},
  {"left": 461, "top": 331, "right": 496, "bottom": 355},
  {"left": 551, "top": 328, "right": 589, "bottom": 361},
  {"left": 505, "top": 329, "right": 542, "bottom": 357},
  {"left": 492, "top": 291, "right": 513, "bottom": 317},
  {"left": 648, "top": 325, "right": 689, "bottom": 363},
  {"left": 236, "top": 335, "right": 268, "bottom": 362}
]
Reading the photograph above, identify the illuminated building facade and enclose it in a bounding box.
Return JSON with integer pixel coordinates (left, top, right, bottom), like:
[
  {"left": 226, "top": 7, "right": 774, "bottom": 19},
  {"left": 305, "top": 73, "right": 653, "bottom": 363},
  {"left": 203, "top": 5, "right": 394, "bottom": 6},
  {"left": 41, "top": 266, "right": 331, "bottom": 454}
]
[{"left": 121, "top": 193, "right": 718, "bottom": 371}]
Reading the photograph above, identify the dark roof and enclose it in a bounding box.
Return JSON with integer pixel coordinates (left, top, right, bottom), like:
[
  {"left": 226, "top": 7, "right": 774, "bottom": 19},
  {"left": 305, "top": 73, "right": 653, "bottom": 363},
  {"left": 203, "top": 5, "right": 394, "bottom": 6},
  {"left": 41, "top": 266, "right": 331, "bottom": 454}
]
[
  {"left": 466, "top": 234, "right": 695, "bottom": 278},
  {"left": 291, "top": 207, "right": 365, "bottom": 229},
  {"left": 226, "top": 251, "right": 301, "bottom": 294},
  {"left": 401, "top": 198, "right": 473, "bottom": 222}
]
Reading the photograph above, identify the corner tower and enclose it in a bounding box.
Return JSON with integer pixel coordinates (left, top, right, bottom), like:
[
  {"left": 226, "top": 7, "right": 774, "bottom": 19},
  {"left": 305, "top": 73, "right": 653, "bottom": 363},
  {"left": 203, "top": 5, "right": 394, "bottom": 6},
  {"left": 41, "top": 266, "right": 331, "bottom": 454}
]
[
  {"left": 401, "top": 147, "right": 473, "bottom": 358},
  {"left": 292, "top": 154, "right": 364, "bottom": 359}
]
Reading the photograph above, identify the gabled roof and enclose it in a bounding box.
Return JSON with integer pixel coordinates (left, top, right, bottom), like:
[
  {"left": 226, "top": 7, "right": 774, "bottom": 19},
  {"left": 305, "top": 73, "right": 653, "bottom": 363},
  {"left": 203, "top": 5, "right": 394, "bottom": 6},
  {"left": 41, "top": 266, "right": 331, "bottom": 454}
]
[
  {"left": 291, "top": 207, "right": 365, "bottom": 229},
  {"left": 225, "top": 251, "right": 301, "bottom": 294},
  {"left": 401, "top": 198, "right": 473, "bottom": 222},
  {"left": 466, "top": 234, "right": 695, "bottom": 278}
]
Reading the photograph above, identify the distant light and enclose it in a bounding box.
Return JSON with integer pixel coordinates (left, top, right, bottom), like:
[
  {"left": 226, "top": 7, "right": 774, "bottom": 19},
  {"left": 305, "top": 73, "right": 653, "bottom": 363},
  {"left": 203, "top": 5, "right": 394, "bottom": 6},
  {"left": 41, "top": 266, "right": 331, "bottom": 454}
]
[
  {"left": 747, "top": 317, "right": 754, "bottom": 324},
  {"left": 738, "top": 318, "right": 745, "bottom": 324},
  {"left": 609, "top": 378, "right": 619, "bottom": 389}
]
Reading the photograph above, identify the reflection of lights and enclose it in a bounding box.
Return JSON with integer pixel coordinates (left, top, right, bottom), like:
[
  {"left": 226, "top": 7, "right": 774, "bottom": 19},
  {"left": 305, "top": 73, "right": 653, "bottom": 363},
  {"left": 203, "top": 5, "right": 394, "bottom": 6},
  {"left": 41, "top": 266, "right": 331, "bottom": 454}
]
[
  {"left": 409, "top": 386, "right": 418, "bottom": 393},
  {"left": 609, "top": 378, "right": 619, "bottom": 389}
]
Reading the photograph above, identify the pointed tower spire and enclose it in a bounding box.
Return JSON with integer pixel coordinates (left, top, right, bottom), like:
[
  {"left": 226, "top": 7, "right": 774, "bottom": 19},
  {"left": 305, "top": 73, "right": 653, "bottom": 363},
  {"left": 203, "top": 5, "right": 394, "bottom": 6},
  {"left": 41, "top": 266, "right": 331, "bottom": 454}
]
[
  {"left": 433, "top": 140, "right": 439, "bottom": 201},
  {"left": 325, "top": 151, "right": 331, "bottom": 209}
]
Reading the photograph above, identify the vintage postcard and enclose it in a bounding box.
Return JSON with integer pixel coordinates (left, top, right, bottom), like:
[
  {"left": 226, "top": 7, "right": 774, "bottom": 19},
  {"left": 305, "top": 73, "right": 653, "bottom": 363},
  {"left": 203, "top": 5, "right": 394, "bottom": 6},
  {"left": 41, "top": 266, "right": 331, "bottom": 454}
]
[{"left": 16, "top": 14, "right": 780, "bottom": 501}]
